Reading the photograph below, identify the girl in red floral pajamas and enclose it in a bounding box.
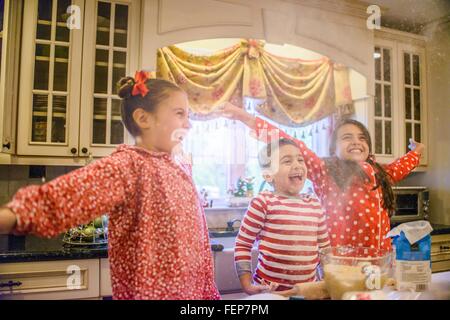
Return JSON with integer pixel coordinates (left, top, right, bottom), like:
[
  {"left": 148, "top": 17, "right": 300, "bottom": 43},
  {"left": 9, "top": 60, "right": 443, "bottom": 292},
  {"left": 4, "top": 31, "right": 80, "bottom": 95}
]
[
  {"left": 219, "top": 103, "right": 425, "bottom": 253},
  {"left": 0, "top": 71, "right": 220, "bottom": 300}
]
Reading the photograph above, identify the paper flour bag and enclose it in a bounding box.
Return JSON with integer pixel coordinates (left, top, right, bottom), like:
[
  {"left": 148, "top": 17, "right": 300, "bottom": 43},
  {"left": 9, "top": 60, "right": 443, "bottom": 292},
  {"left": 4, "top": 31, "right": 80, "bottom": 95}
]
[{"left": 386, "top": 221, "right": 433, "bottom": 292}]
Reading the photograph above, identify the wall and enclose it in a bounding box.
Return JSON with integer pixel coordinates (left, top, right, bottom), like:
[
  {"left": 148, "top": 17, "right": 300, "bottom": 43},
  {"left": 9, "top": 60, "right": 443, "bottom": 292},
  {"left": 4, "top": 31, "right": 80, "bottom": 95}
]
[
  {"left": 398, "top": 20, "right": 450, "bottom": 225},
  {"left": 0, "top": 166, "right": 80, "bottom": 206},
  {"left": 141, "top": 0, "right": 375, "bottom": 95}
]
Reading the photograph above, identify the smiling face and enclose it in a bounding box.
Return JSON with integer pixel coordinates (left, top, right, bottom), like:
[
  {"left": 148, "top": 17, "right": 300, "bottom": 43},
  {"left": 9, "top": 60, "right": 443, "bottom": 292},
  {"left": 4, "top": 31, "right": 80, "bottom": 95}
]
[
  {"left": 144, "top": 90, "right": 192, "bottom": 153},
  {"left": 334, "top": 123, "right": 370, "bottom": 162},
  {"left": 266, "top": 144, "right": 308, "bottom": 197}
]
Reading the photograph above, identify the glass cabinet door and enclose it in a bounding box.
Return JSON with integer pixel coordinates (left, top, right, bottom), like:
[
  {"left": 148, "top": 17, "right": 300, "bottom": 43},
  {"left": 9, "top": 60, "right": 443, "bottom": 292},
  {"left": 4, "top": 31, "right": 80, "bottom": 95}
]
[
  {"left": 374, "top": 46, "right": 393, "bottom": 156},
  {"left": 17, "top": 0, "right": 84, "bottom": 156},
  {"left": 80, "top": 0, "right": 139, "bottom": 157},
  {"left": 32, "top": 0, "right": 72, "bottom": 144},
  {"left": 403, "top": 51, "right": 422, "bottom": 154},
  {"left": 91, "top": 1, "right": 127, "bottom": 146}
]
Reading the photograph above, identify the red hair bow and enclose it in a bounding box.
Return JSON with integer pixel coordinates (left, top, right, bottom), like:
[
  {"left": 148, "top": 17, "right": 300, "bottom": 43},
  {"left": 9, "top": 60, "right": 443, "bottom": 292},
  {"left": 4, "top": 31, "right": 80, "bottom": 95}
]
[{"left": 131, "top": 71, "right": 150, "bottom": 97}]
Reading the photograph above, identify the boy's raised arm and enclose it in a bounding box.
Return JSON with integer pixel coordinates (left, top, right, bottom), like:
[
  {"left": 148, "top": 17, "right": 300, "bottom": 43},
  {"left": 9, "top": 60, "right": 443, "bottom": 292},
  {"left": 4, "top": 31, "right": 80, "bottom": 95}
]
[{"left": 218, "top": 102, "right": 329, "bottom": 195}]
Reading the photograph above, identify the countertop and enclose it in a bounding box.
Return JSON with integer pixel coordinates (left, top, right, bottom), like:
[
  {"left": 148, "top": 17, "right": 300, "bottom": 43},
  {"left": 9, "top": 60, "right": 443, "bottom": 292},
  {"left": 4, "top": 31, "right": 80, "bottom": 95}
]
[
  {"left": 1, "top": 222, "right": 448, "bottom": 264},
  {"left": 236, "top": 271, "right": 450, "bottom": 300},
  {"left": 0, "top": 234, "right": 225, "bottom": 263}
]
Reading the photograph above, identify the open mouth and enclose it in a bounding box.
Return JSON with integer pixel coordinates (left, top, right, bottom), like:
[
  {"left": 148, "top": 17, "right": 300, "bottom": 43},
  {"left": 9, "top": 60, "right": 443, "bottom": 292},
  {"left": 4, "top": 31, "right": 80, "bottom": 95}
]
[
  {"left": 348, "top": 147, "right": 364, "bottom": 154},
  {"left": 172, "top": 129, "right": 189, "bottom": 143},
  {"left": 288, "top": 173, "right": 304, "bottom": 184}
]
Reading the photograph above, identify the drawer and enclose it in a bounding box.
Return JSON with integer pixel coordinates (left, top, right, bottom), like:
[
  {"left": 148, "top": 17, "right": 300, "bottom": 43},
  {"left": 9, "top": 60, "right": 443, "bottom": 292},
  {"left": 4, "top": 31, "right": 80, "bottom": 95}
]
[
  {"left": 431, "top": 259, "right": 450, "bottom": 273},
  {"left": 0, "top": 259, "right": 99, "bottom": 300},
  {"left": 431, "top": 234, "right": 450, "bottom": 254}
]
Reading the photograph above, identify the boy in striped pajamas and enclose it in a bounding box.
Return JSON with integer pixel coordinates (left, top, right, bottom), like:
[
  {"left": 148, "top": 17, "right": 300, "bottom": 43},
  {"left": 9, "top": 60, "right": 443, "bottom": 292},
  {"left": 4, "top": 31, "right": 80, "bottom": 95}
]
[{"left": 234, "top": 138, "right": 330, "bottom": 297}]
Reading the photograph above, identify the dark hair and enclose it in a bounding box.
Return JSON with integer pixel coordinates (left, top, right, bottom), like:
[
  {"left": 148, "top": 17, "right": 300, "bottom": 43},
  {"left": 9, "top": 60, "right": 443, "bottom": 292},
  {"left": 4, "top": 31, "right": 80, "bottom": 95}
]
[
  {"left": 325, "top": 118, "right": 396, "bottom": 215},
  {"left": 116, "top": 77, "right": 183, "bottom": 136},
  {"left": 258, "top": 138, "right": 299, "bottom": 169}
]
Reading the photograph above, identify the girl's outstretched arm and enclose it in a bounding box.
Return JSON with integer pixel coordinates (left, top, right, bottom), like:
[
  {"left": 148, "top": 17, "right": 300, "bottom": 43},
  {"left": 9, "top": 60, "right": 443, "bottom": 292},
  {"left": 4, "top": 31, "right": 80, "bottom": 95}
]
[
  {"left": 3, "top": 153, "right": 133, "bottom": 238},
  {"left": 217, "top": 102, "right": 329, "bottom": 195},
  {"left": 0, "top": 207, "right": 17, "bottom": 234},
  {"left": 384, "top": 139, "right": 424, "bottom": 183}
]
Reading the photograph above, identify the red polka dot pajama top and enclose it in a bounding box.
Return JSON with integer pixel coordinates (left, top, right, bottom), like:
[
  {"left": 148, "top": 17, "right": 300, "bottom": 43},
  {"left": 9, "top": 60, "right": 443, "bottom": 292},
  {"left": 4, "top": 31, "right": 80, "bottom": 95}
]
[
  {"left": 6, "top": 145, "right": 220, "bottom": 300},
  {"left": 254, "top": 117, "right": 421, "bottom": 252}
]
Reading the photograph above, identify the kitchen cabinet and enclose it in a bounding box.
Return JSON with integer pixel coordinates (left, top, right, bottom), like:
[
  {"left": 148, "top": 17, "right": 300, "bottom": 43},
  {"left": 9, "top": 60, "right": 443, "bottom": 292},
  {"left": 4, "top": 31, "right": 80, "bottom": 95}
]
[
  {"left": 0, "top": 259, "right": 100, "bottom": 300},
  {"left": 15, "top": 0, "right": 141, "bottom": 159},
  {"left": 0, "top": 0, "right": 21, "bottom": 158},
  {"left": 100, "top": 258, "right": 112, "bottom": 297},
  {"left": 371, "top": 29, "right": 428, "bottom": 166},
  {"left": 431, "top": 234, "right": 450, "bottom": 273}
]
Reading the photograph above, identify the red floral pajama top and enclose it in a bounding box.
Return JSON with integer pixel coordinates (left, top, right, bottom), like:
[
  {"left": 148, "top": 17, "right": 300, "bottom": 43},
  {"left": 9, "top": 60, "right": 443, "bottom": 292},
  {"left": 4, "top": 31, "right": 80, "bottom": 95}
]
[
  {"left": 254, "top": 117, "right": 421, "bottom": 253},
  {"left": 6, "top": 145, "right": 220, "bottom": 300}
]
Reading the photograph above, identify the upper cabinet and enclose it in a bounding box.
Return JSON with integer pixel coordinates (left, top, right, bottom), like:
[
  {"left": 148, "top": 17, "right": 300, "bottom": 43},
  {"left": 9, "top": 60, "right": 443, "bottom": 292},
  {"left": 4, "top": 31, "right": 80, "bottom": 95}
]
[
  {"left": 0, "top": 0, "right": 21, "bottom": 156},
  {"left": 372, "top": 29, "right": 428, "bottom": 167},
  {"left": 16, "top": 0, "right": 141, "bottom": 158}
]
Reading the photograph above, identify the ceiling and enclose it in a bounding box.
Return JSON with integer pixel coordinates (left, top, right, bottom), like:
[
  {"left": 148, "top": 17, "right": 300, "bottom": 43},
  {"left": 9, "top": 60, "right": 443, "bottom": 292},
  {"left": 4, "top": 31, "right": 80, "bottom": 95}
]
[{"left": 359, "top": 0, "right": 450, "bottom": 33}]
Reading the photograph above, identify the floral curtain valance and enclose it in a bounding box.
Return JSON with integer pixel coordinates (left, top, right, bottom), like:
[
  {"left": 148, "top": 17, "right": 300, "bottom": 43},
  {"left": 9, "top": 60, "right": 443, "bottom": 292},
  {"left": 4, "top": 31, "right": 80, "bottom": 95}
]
[{"left": 157, "top": 39, "right": 354, "bottom": 127}]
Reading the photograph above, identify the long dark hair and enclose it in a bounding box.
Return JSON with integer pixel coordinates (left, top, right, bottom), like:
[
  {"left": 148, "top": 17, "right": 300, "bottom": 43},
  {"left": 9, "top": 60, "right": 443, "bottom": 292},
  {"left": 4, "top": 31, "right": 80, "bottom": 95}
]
[{"left": 325, "top": 119, "right": 396, "bottom": 215}]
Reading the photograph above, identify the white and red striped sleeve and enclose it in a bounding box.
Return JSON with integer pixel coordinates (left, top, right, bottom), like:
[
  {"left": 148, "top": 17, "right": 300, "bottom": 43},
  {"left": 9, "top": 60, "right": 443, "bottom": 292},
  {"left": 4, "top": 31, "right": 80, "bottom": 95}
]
[
  {"left": 316, "top": 201, "right": 330, "bottom": 249},
  {"left": 234, "top": 194, "right": 267, "bottom": 277}
]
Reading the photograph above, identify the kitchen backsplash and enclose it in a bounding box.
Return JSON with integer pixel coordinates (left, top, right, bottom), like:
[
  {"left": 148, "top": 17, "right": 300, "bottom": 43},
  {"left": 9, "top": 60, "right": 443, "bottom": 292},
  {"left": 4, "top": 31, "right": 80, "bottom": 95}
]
[{"left": 0, "top": 165, "right": 81, "bottom": 206}]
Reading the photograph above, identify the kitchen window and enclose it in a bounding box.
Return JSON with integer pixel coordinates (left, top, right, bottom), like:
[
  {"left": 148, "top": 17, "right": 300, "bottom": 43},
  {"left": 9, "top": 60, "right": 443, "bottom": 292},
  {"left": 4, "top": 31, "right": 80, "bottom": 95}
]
[{"left": 185, "top": 102, "right": 330, "bottom": 200}]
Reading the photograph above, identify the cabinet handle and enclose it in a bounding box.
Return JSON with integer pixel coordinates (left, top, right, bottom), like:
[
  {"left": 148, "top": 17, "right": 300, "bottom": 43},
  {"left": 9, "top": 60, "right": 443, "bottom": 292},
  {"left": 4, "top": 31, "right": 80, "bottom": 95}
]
[
  {"left": 81, "top": 147, "right": 88, "bottom": 154},
  {"left": 70, "top": 147, "right": 77, "bottom": 154},
  {"left": 0, "top": 280, "right": 22, "bottom": 288},
  {"left": 440, "top": 245, "right": 450, "bottom": 251},
  {"left": 2, "top": 142, "right": 11, "bottom": 150}
]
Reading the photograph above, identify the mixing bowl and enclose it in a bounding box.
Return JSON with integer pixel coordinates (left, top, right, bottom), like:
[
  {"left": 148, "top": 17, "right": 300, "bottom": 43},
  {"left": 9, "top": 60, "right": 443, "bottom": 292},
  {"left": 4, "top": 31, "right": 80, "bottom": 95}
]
[{"left": 319, "top": 246, "right": 393, "bottom": 300}]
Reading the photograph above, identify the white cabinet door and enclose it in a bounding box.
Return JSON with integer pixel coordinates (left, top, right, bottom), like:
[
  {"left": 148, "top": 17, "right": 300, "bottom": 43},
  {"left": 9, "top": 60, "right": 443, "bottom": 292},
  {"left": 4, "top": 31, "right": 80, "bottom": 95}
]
[
  {"left": 79, "top": 0, "right": 140, "bottom": 158},
  {"left": 16, "top": 0, "right": 84, "bottom": 157},
  {"left": 373, "top": 31, "right": 428, "bottom": 167},
  {"left": 372, "top": 38, "right": 399, "bottom": 164},
  {"left": 397, "top": 43, "right": 428, "bottom": 166},
  {"left": 0, "top": 259, "right": 100, "bottom": 300},
  {"left": 0, "top": 0, "right": 21, "bottom": 156}
]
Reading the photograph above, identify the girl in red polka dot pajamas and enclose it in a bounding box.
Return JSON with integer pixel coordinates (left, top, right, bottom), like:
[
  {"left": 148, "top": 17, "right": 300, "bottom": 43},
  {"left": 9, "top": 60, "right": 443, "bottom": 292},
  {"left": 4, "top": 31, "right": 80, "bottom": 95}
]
[
  {"left": 0, "top": 72, "right": 220, "bottom": 300},
  {"left": 219, "top": 103, "right": 425, "bottom": 254}
]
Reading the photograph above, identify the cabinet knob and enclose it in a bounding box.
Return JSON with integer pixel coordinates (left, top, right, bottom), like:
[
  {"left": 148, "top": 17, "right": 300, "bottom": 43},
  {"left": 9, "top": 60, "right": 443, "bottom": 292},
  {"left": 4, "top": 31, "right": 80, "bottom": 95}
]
[
  {"left": 2, "top": 142, "right": 11, "bottom": 150},
  {"left": 0, "top": 280, "right": 22, "bottom": 288},
  {"left": 70, "top": 148, "right": 77, "bottom": 154},
  {"left": 81, "top": 147, "right": 88, "bottom": 154}
]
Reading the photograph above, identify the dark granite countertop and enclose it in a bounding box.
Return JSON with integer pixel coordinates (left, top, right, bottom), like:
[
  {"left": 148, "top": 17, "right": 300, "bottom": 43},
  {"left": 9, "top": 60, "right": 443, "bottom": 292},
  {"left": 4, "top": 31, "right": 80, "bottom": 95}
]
[
  {"left": 430, "top": 224, "right": 450, "bottom": 236},
  {"left": 0, "top": 234, "right": 225, "bottom": 264},
  {"left": 2, "top": 222, "right": 447, "bottom": 264}
]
